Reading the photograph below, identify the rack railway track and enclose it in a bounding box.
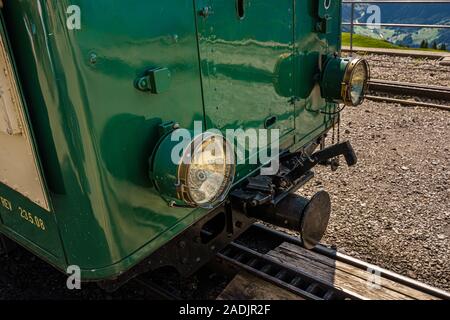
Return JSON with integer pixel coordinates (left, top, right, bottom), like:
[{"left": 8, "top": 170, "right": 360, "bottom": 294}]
[{"left": 135, "top": 223, "right": 450, "bottom": 300}]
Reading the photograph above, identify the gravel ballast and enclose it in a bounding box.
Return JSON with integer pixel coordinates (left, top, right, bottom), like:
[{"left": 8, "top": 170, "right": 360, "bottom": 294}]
[
  {"left": 300, "top": 100, "right": 450, "bottom": 292},
  {"left": 355, "top": 53, "right": 450, "bottom": 87}
]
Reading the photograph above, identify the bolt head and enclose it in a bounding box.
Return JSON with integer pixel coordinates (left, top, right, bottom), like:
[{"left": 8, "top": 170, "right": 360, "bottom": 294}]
[
  {"left": 89, "top": 53, "right": 97, "bottom": 65},
  {"left": 138, "top": 79, "right": 148, "bottom": 89}
]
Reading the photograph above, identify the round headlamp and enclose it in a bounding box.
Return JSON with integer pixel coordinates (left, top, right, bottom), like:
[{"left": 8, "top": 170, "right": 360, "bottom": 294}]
[
  {"left": 151, "top": 130, "right": 235, "bottom": 208},
  {"left": 320, "top": 57, "right": 370, "bottom": 106}
]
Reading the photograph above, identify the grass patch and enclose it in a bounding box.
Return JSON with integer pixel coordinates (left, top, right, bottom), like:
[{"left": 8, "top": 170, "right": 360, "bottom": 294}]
[
  {"left": 342, "top": 33, "right": 446, "bottom": 52},
  {"left": 342, "top": 33, "right": 402, "bottom": 49}
]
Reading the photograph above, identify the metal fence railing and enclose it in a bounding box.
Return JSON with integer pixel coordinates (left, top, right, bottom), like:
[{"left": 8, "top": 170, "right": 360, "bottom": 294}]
[{"left": 342, "top": 0, "right": 450, "bottom": 56}]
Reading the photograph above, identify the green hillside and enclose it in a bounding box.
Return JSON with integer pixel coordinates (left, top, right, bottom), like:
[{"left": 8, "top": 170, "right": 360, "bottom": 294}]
[
  {"left": 342, "top": 33, "right": 402, "bottom": 49},
  {"left": 341, "top": 33, "right": 447, "bottom": 52}
]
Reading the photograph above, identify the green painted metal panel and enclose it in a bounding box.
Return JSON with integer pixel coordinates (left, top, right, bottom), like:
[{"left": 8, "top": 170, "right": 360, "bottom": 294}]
[
  {"left": 0, "top": 0, "right": 345, "bottom": 280},
  {"left": 195, "top": 0, "right": 342, "bottom": 172},
  {"left": 2, "top": 0, "right": 207, "bottom": 278},
  {"left": 292, "top": 0, "right": 342, "bottom": 145},
  {"left": 194, "top": 0, "right": 298, "bottom": 183},
  {"left": 195, "top": 0, "right": 296, "bottom": 135}
]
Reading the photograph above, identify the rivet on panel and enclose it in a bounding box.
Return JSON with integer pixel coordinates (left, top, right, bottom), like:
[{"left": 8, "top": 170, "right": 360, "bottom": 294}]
[{"left": 89, "top": 52, "right": 97, "bottom": 65}]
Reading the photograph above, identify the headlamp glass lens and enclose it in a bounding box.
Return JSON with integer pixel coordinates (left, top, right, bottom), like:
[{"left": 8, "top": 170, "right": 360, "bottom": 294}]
[
  {"left": 185, "top": 134, "right": 234, "bottom": 206},
  {"left": 350, "top": 61, "right": 368, "bottom": 105}
]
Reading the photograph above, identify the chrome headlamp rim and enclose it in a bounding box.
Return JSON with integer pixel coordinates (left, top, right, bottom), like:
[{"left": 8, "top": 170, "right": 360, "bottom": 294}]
[
  {"left": 176, "top": 132, "right": 235, "bottom": 208},
  {"left": 341, "top": 58, "right": 370, "bottom": 106}
]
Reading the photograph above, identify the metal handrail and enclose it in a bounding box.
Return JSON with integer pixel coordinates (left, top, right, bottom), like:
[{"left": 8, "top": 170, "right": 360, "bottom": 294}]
[
  {"left": 343, "top": 0, "right": 450, "bottom": 3},
  {"left": 342, "top": 0, "right": 450, "bottom": 56},
  {"left": 343, "top": 22, "right": 450, "bottom": 29}
]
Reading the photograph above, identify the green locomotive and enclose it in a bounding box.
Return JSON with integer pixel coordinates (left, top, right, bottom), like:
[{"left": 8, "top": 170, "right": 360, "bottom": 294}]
[{"left": 0, "top": 0, "right": 369, "bottom": 284}]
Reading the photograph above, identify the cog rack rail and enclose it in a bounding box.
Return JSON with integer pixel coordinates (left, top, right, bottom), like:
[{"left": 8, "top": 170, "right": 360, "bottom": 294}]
[
  {"left": 227, "top": 223, "right": 450, "bottom": 300},
  {"left": 133, "top": 223, "right": 450, "bottom": 300},
  {"left": 217, "top": 242, "right": 361, "bottom": 300}
]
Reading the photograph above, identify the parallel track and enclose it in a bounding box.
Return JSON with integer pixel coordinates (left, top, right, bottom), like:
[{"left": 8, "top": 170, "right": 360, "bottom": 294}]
[
  {"left": 367, "top": 79, "right": 450, "bottom": 110},
  {"left": 366, "top": 95, "right": 450, "bottom": 111},
  {"left": 369, "top": 80, "right": 450, "bottom": 101}
]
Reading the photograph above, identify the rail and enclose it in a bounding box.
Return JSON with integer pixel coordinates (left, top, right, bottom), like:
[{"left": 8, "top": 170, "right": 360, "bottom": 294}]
[{"left": 367, "top": 79, "right": 450, "bottom": 110}]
